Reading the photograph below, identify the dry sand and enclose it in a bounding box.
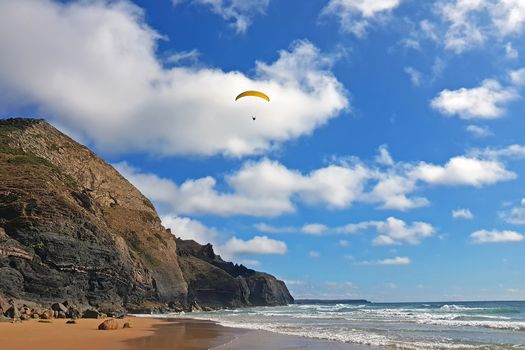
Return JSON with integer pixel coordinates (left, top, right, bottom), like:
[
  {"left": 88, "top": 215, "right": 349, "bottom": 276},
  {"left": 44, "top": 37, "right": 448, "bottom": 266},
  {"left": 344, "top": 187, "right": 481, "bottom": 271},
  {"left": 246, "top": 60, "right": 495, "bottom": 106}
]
[{"left": 0, "top": 317, "right": 234, "bottom": 350}]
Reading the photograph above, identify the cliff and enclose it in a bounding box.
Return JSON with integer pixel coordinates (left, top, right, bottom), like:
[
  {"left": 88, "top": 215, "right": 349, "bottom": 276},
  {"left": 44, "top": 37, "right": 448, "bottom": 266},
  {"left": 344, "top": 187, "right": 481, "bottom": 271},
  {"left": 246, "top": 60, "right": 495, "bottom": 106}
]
[
  {"left": 176, "top": 238, "right": 293, "bottom": 309},
  {"left": 0, "top": 118, "right": 292, "bottom": 313}
]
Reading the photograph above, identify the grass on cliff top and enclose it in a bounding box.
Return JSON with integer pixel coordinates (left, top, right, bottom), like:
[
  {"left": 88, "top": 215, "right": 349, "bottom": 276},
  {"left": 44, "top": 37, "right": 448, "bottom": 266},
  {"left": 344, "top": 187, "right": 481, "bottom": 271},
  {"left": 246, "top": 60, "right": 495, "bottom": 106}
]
[
  {"left": 7, "top": 154, "right": 54, "bottom": 167},
  {"left": 0, "top": 125, "right": 55, "bottom": 168},
  {"left": 0, "top": 126, "right": 25, "bottom": 155}
]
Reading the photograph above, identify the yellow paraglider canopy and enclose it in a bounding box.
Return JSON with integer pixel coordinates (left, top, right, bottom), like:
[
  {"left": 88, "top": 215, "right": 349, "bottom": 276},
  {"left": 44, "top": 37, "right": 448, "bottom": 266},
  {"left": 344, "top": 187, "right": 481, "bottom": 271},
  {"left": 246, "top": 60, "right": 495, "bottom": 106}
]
[{"left": 235, "top": 90, "right": 270, "bottom": 102}]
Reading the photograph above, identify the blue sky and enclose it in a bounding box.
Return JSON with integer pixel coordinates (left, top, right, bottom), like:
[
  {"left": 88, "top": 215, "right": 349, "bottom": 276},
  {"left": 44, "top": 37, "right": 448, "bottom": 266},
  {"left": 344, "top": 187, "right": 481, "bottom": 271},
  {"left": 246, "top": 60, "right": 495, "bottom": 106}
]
[{"left": 1, "top": 0, "right": 525, "bottom": 301}]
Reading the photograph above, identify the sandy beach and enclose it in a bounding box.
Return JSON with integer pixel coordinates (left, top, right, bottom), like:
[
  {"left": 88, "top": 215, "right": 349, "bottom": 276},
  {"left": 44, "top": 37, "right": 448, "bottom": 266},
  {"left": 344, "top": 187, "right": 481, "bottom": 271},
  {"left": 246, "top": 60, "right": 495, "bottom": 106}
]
[{"left": 0, "top": 316, "right": 381, "bottom": 350}]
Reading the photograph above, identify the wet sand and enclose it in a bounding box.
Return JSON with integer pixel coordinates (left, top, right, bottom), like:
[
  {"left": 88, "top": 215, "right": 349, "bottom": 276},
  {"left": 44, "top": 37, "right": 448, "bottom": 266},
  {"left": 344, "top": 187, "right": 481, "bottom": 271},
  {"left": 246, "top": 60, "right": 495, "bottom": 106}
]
[{"left": 0, "top": 317, "right": 382, "bottom": 350}]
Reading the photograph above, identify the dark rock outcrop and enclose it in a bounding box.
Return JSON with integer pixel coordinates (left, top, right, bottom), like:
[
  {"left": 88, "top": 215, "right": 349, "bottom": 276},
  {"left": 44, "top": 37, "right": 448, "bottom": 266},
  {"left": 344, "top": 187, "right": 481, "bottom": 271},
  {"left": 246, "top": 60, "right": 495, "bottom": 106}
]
[
  {"left": 0, "top": 118, "right": 293, "bottom": 312},
  {"left": 176, "top": 239, "right": 293, "bottom": 308},
  {"left": 4, "top": 305, "right": 20, "bottom": 319}
]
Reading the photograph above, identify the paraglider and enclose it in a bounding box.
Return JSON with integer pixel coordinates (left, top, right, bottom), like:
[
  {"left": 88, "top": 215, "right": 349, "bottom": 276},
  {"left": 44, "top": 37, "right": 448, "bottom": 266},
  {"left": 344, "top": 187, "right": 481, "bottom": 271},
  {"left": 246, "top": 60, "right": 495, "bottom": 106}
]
[
  {"left": 235, "top": 90, "right": 270, "bottom": 102},
  {"left": 235, "top": 90, "right": 269, "bottom": 121}
]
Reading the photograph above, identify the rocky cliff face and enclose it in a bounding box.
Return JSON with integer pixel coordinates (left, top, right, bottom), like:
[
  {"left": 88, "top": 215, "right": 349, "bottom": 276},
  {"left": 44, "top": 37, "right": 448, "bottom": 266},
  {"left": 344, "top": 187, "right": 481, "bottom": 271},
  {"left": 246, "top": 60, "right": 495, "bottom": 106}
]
[
  {"left": 0, "top": 118, "right": 292, "bottom": 313},
  {"left": 176, "top": 239, "right": 293, "bottom": 309}
]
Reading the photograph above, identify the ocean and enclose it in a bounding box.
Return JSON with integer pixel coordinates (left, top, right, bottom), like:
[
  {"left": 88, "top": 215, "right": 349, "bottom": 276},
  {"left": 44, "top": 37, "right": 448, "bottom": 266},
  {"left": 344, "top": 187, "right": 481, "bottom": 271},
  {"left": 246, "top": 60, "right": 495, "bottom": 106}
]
[{"left": 156, "top": 301, "right": 525, "bottom": 349}]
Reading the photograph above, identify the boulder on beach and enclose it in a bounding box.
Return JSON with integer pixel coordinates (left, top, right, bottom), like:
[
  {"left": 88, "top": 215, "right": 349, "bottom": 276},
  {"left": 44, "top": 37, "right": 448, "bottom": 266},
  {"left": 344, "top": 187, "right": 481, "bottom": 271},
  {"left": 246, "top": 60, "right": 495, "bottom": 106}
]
[
  {"left": 67, "top": 307, "right": 81, "bottom": 319},
  {"left": 98, "top": 319, "right": 119, "bottom": 330},
  {"left": 51, "top": 303, "right": 68, "bottom": 313},
  {"left": 82, "top": 310, "right": 102, "bottom": 319},
  {"left": 4, "top": 305, "right": 20, "bottom": 319},
  {"left": 40, "top": 310, "right": 53, "bottom": 319}
]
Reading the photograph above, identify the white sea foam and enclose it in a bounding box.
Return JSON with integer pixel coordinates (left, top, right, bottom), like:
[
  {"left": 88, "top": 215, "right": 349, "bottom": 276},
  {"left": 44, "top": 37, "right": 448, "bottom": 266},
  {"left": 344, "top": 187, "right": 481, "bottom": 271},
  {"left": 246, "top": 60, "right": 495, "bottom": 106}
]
[
  {"left": 440, "top": 304, "right": 492, "bottom": 311},
  {"left": 133, "top": 302, "right": 525, "bottom": 349}
]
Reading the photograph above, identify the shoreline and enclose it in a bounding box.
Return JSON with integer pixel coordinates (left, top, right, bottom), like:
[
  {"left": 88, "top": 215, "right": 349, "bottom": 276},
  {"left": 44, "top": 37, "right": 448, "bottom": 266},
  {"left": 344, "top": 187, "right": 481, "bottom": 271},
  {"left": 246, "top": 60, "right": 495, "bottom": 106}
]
[{"left": 0, "top": 316, "right": 384, "bottom": 350}]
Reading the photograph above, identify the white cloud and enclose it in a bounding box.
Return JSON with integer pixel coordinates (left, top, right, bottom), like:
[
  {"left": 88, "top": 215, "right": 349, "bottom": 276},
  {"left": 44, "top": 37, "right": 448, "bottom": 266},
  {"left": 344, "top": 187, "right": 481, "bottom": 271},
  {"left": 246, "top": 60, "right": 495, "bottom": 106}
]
[
  {"left": 220, "top": 235, "right": 287, "bottom": 256},
  {"left": 173, "top": 0, "right": 269, "bottom": 33},
  {"left": 452, "top": 208, "right": 474, "bottom": 219},
  {"left": 322, "top": 0, "right": 401, "bottom": 37},
  {"left": 367, "top": 172, "right": 428, "bottom": 211},
  {"left": 510, "top": 67, "right": 525, "bottom": 86},
  {"left": 404, "top": 67, "right": 422, "bottom": 86},
  {"left": 116, "top": 158, "right": 371, "bottom": 217},
  {"left": 117, "top": 143, "right": 518, "bottom": 218},
  {"left": 491, "top": 0, "right": 525, "bottom": 36},
  {"left": 254, "top": 217, "right": 436, "bottom": 245},
  {"left": 309, "top": 250, "right": 321, "bottom": 258},
  {"left": 162, "top": 215, "right": 219, "bottom": 244},
  {"left": 255, "top": 220, "right": 378, "bottom": 235},
  {"left": 115, "top": 160, "right": 299, "bottom": 217},
  {"left": 253, "top": 223, "right": 295, "bottom": 233},
  {"left": 499, "top": 200, "right": 525, "bottom": 224},
  {"left": 431, "top": 79, "right": 519, "bottom": 119},
  {"left": 357, "top": 256, "right": 411, "bottom": 265},
  {"left": 505, "top": 42, "right": 519, "bottom": 59},
  {"left": 469, "top": 144, "right": 525, "bottom": 160},
  {"left": 301, "top": 223, "right": 329, "bottom": 235},
  {"left": 0, "top": 0, "right": 347, "bottom": 158},
  {"left": 500, "top": 206, "right": 525, "bottom": 224},
  {"left": 373, "top": 217, "right": 435, "bottom": 245},
  {"left": 436, "top": 0, "right": 487, "bottom": 53},
  {"left": 377, "top": 256, "right": 411, "bottom": 265},
  {"left": 373, "top": 235, "right": 397, "bottom": 245},
  {"left": 465, "top": 125, "right": 493, "bottom": 138},
  {"left": 336, "top": 221, "right": 380, "bottom": 233},
  {"left": 470, "top": 229, "right": 524, "bottom": 243},
  {"left": 375, "top": 144, "right": 394, "bottom": 165},
  {"left": 411, "top": 156, "right": 516, "bottom": 186},
  {"left": 433, "top": 0, "right": 525, "bottom": 53},
  {"left": 166, "top": 49, "right": 201, "bottom": 66}
]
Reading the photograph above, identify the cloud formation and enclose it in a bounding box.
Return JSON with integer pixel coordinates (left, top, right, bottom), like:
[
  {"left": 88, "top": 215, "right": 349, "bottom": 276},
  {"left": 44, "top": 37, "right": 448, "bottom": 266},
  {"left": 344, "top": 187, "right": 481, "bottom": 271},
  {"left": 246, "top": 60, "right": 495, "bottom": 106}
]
[
  {"left": 470, "top": 229, "right": 524, "bottom": 243},
  {"left": 431, "top": 80, "right": 519, "bottom": 119},
  {"left": 116, "top": 144, "right": 519, "bottom": 217},
  {"left": 322, "top": 0, "right": 401, "bottom": 37},
  {"left": 255, "top": 217, "right": 436, "bottom": 246},
  {"left": 172, "top": 0, "right": 270, "bottom": 33},
  {"left": 377, "top": 256, "right": 411, "bottom": 265},
  {"left": 0, "top": 0, "right": 347, "bottom": 157},
  {"left": 373, "top": 217, "right": 435, "bottom": 245},
  {"left": 357, "top": 256, "right": 411, "bottom": 265},
  {"left": 411, "top": 156, "right": 515, "bottom": 186},
  {"left": 162, "top": 215, "right": 219, "bottom": 244},
  {"left": 452, "top": 208, "right": 474, "bottom": 219},
  {"left": 220, "top": 235, "right": 287, "bottom": 257},
  {"left": 115, "top": 159, "right": 370, "bottom": 217},
  {"left": 499, "top": 199, "right": 525, "bottom": 225},
  {"left": 433, "top": 0, "right": 525, "bottom": 53},
  {"left": 510, "top": 67, "right": 525, "bottom": 86},
  {"left": 469, "top": 144, "right": 525, "bottom": 160},
  {"left": 465, "top": 125, "right": 493, "bottom": 138}
]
